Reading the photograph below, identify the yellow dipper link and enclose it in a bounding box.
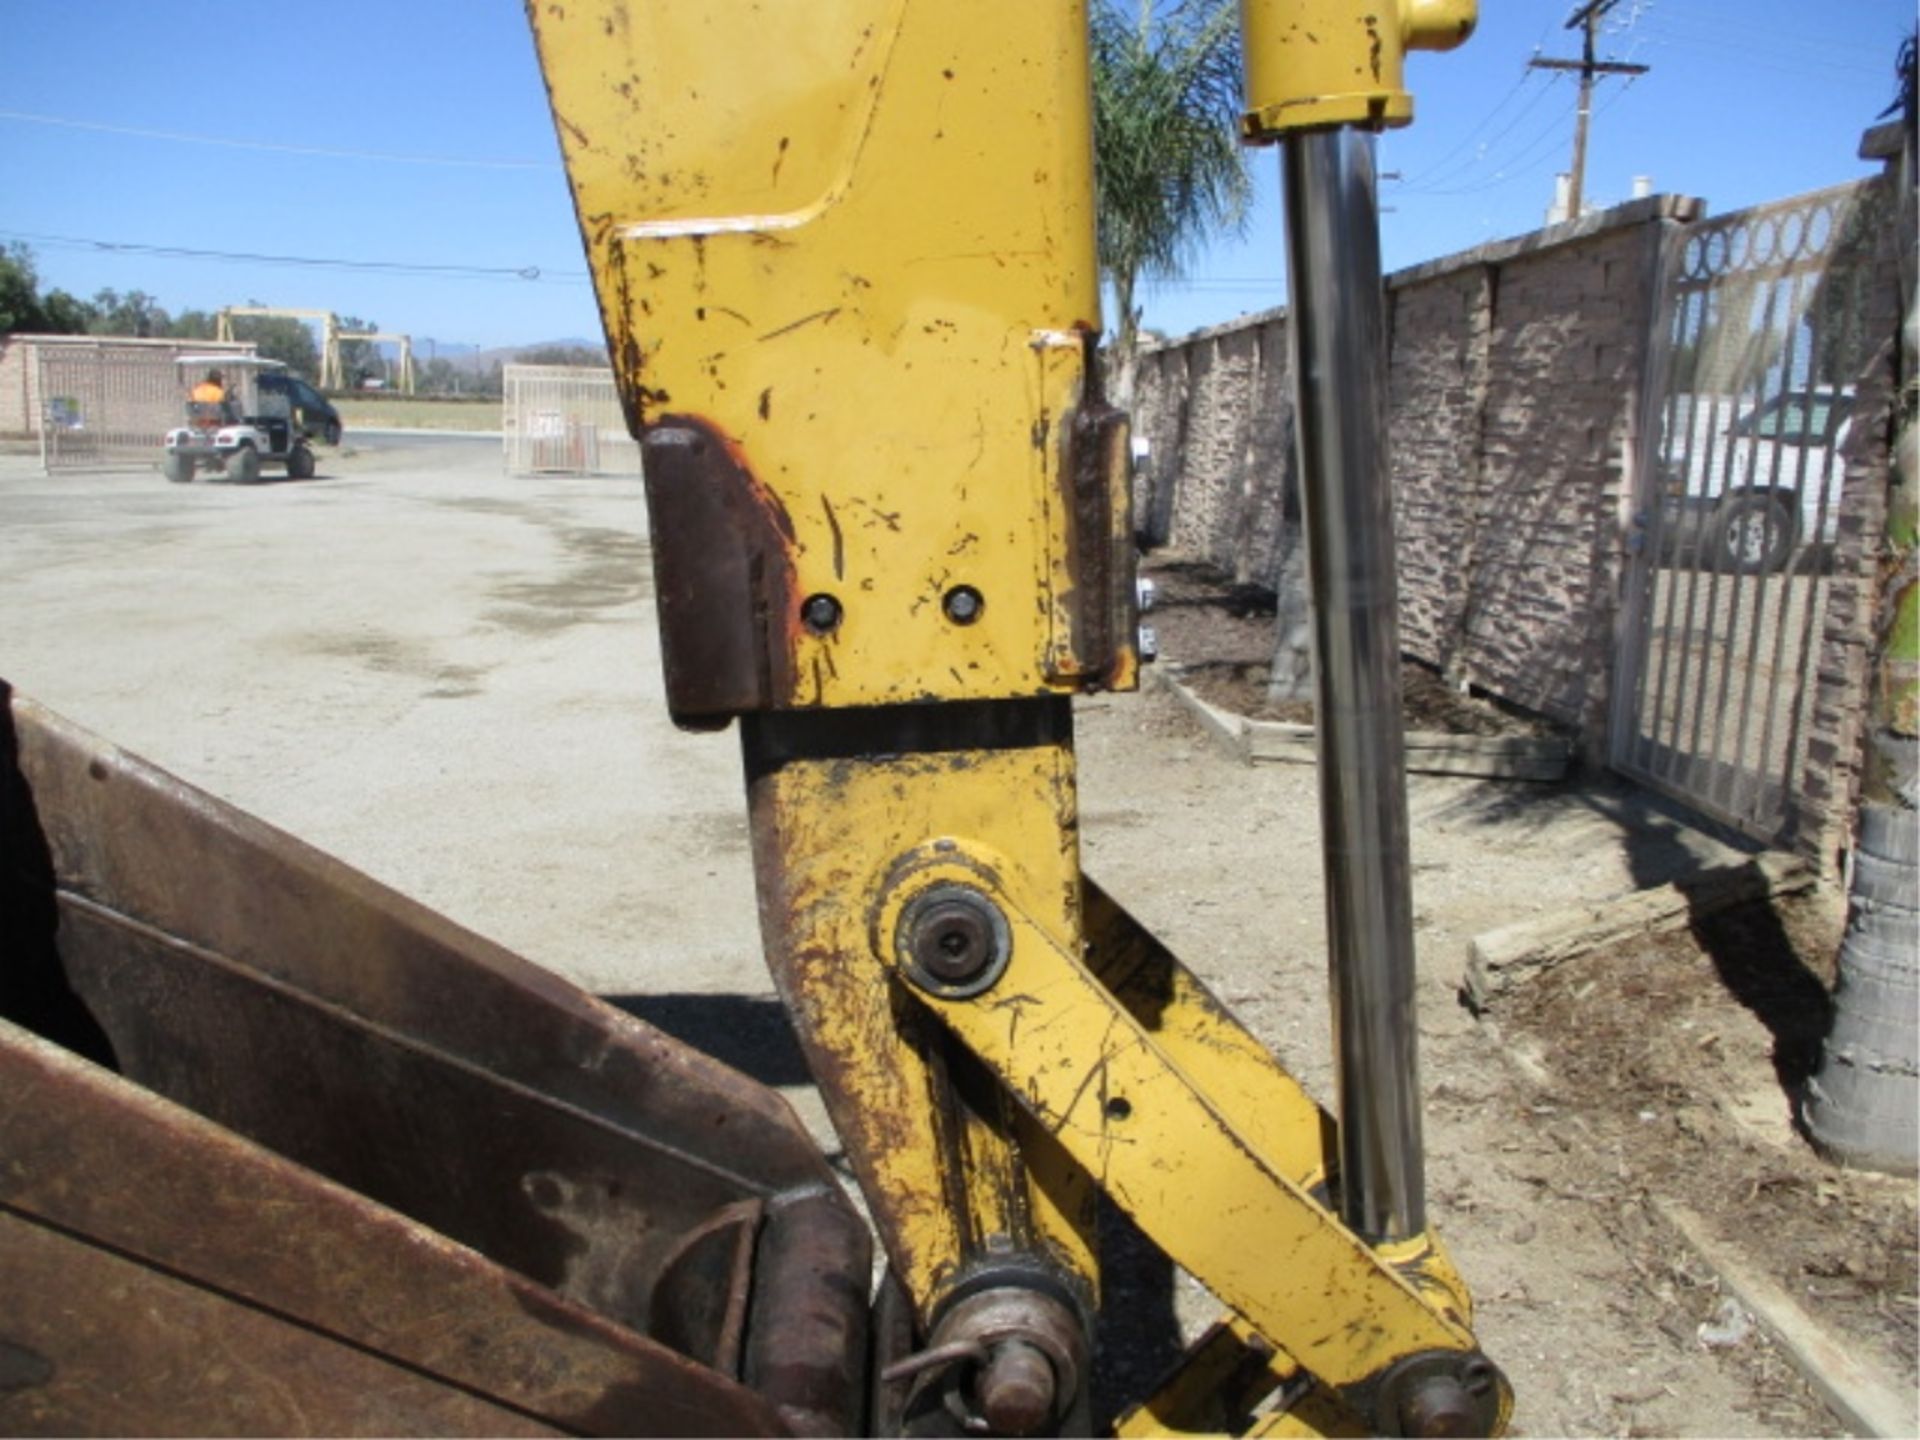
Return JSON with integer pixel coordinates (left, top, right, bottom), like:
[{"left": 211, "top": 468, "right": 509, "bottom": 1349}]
[{"left": 1239, "top": 0, "right": 1477, "bottom": 137}]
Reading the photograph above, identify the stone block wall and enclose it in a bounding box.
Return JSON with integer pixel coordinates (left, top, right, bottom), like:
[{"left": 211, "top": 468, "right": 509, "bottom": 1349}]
[
  {"left": 1385, "top": 266, "right": 1487, "bottom": 681},
  {"left": 1134, "top": 195, "right": 1702, "bottom": 753},
  {"left": 1134, "top": 177, "right": 1902, "bottom": 864},
  {"left": 0, "top": 336, "right": 38, "bottom": 437},
  {"left": 1442, "top": 213, "right": 1673, "bottom": 744},
  {"left": 1133, "top": 308, "right": 1292, "bottom": 582}
]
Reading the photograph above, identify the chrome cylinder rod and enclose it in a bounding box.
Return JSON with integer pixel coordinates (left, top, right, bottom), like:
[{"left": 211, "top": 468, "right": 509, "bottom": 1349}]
[{"left": 1279, "top": 127, "right": 1426, "bottom": 1243}]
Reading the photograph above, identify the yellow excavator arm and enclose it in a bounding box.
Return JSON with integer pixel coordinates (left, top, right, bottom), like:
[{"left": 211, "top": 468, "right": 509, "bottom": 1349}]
[
  {"left": 529, "top": 1, "right": 1506, "bottom": 1434},
  {"left": 0, "top": 5, "right": 1504, "bottom": 1436}
]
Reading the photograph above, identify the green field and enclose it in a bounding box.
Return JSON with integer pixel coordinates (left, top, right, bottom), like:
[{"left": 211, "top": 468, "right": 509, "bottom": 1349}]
[{"left": 335, "top": 396, "right": 503, "bottom": 432}]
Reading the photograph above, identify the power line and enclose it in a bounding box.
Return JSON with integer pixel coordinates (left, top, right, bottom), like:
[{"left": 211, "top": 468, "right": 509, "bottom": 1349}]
[
  {"left": 1391, "top": 4, "right": 1573, "bottom": 192},
  {"left": 0, "top": 109, "right": 561, "bottom": 171},
  {"left": 1639, "top": 2, "right": 1893, "bottom": 69},
  {"left": 1397, "top": 64, "right": 1544, "bottom": 186},
  {"left": 1400, "top": 90, "right": 1582, "bottom": 196},
  {"left": 1631, "top": 23, "right": 1888, "bottom": 79},
  {"left": 1150, "top": 277, "right": 1287, "bottom": 289},
  {"left": 1407, "top": 76, "right": 1636, "bottom": 199},
  {"left": 1397, "top": 73, "right": 1569, "bottom": 193},
  {"left": 1529, "top": 0, "right": 1649, "bottom": 216},
  {"left": 0, "top": 228, "right": 590, "bottom": 284}
]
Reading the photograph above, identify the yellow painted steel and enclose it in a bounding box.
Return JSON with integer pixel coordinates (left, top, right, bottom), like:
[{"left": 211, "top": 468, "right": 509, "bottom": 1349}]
[
  {"left": 1092, "top": 884, "right": 1478, "bottom": 1320},
  {"left": 1239, "top": 0, "right": 1477, "bottom": 136},
  {"left": 744, "top": 736, "right": 1488, "bottom": 1401},
  {"left": 875, "top": 860, "right": 1491, "bottom": 1395},
  {"left": 744, "top": 734, "right": 1100, "bottom": 1316},
  {"left": 1113, "top": 1315, "right": 1371, "bottom": 1438},
  {"left": 533, "top": 2, "right": 1508, "bottom": 1430},
  {"left": 529, "top": 0, "right": 1129, "bottom": 710},
  {"left": 1248, "top": 1399, "right": 1371, "bottom": 1439},
  {"left": 1112, "top": 1316, "right": 1297, "bottom": 1437},
  {"left": 1089, "top": 882, "right": 1498, "bottom": 1428},
  {"left": 1085, "top": 881, "right": 1334, "bottom": 1191}
]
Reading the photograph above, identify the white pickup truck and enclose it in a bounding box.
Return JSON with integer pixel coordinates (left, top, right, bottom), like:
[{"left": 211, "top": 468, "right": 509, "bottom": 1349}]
[{"left": 1658, "top": 386, "right": 1853, "bottom": 575}]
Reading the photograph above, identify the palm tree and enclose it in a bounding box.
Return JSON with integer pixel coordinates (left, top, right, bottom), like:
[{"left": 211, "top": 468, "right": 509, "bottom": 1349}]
[{"left": 1090, "top": 0, "right": 1251, "bottom": 396}]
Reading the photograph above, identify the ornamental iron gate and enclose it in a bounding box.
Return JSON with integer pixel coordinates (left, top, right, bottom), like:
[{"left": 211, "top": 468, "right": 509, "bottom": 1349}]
[{"left": 1613, "top": 179, "right": 1887, "bottom": 843}]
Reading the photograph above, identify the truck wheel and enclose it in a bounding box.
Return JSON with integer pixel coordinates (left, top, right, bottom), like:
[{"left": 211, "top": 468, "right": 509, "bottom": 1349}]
[
  {"left": 287, "top": 444, "right": 316, "bottom": 480},
  {"left": 1709, "top": 491, "right": 1796, "bottom": 575},
  {"left": 163, "top": 451, "right": 195, "bottom": 484},
  {"left": 228, "top": 445, "right": 261, "bottom": 485}
]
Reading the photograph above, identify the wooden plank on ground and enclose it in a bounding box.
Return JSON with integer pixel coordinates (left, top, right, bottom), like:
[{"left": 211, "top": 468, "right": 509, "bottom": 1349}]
[
  {"left": 1463, "top": 852, "right": 1816, "bottom": 1009},
  {"left": 1654, "top": 1199, "right": 1919, "bottom": 1440},
  {"left": 1154, "top": 671, "right": 1571, "bottom": 779},
  {"left": 1149, "top": 668, "right": 1250, "bottom": 763}
]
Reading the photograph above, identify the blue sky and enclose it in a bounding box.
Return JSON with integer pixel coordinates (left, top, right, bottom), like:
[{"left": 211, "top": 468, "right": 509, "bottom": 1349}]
[
  {"left": 1, "top": 1, "right": 1909, "bottom": 352},
  {"left": 1180, "top": 0, "right": 1912, "bottom": 338}
]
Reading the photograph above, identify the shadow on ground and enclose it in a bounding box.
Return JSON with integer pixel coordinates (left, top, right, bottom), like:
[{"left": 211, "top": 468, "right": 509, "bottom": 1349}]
[
  {"left": 601, "top": 992, "right": 815, "bottom": 1089},
  {"left": 1432, "top": 768, "right": 1764, "bottom": 890},
  {"left": 1445, "top": 769, "right": 1835, "bottom": 1116},
  {"left": 1689, "top": 865, "right": 1836, "bottom": 1101}
]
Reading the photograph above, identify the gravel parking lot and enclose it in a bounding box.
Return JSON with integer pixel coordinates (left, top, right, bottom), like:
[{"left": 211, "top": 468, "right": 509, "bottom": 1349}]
[
  {"left": 4, "top": 437, "right": 1879, "bottom": 1437},
  {"left": 0, "top": 435, "right": 1727, "bottom": 1069},
  {"left": 5, "top": 439, "right": 758, "bottom": 991}
]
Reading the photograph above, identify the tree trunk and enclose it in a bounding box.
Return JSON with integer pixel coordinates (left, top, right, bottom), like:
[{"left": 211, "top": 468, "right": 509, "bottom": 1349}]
[
  {"left": 1267, "top": 544, "right": 1315, "bottom": 703},
  {"left": 1267, "top": 451, "right": 1314, "bottom": 704},
  {"left": 1111, "top": 270, "right": 1140, "bottom": 408},
  {"left": 1804, "top": 100, "right": 1919, "bottom": 1176}
]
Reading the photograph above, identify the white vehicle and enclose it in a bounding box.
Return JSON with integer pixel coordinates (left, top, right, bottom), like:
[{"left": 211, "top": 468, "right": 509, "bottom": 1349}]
[
  {"left": 163, "top": 354, "right": 319, "bottom": 485},
  {"left": 1658, "top": 386, "right": 1853, "bottom": 575}
]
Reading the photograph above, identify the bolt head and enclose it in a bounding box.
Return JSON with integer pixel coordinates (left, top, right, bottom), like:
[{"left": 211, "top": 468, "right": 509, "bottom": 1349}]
[
  {"left": 942, "top": 586, "right": 984, "bottom": 625},
  {"left": 911, "top": 900, "right": 993, "bottom": 982},
  {"left": 974, "top": 1341, "right": 1055, "bottom": 1437},
  {"left": 801, "top": 593, "right": 842, "bottom": 634},
  {"left": 896, "top": 884, "right": 1012, "bottom": 997},
  {"left": 1399, "top": 1375, "right": 1483, "bottom": 1438}
]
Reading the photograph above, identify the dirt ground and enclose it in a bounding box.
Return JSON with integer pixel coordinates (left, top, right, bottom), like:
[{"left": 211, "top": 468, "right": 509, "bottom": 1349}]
[
  {"left": 1503, "top": 895, "right": 1919, "bottom": 1420},
  {"left": 4, "top": 445, "right": 1914, "bottom": 1436},
  {"left": 1122, "top": 553, "right": 1917, "bottom": 1436},
  {"left": 1145, "top": 556, "right": 1563, "bottom": 736},
  {"left": 333, "top": 396, "right": 504, "bottom": 431}
]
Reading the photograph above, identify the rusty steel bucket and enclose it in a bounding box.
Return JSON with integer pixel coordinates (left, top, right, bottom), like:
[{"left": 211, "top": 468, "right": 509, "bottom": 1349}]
[{"left": 0, "top": 683, "right": 870, "bottom": 1437}]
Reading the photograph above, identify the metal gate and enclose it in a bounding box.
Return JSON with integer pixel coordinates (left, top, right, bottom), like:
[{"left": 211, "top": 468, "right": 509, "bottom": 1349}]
[
  {"left": 35, "top": 341, "right": 248, "bottom": 471},
  {"left": 501, "top": 364, "right": 639, "bottom": 476},
  {"left": 1613, "top": 180, "right": 1886, "bottom": 842}
]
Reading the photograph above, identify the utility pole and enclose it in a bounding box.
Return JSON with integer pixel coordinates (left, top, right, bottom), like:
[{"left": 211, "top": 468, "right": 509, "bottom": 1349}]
[{"left": 1530, "top": 0, "right": 1648, "bottom": 219}]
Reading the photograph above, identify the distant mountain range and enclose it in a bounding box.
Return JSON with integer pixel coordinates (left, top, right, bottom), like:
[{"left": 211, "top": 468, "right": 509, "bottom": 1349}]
[{"left": 434, "top": 337, "right": 609, "bottom": 371}]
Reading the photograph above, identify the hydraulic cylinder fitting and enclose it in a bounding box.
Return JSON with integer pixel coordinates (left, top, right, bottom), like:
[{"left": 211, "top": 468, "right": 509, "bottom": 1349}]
[{"left": 1240, "top": 0, "right": 1476, "bottom": 137}]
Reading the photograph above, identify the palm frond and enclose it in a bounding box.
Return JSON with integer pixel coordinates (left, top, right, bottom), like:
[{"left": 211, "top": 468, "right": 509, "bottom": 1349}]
[{"left": 1091, "top": 0, "right": 1251, "bottom": 318}]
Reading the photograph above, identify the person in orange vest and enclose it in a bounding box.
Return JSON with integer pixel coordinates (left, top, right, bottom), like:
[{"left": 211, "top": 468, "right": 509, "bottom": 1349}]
[{"left": 189, "top": 368, "right": 237, "bottom": 425}]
